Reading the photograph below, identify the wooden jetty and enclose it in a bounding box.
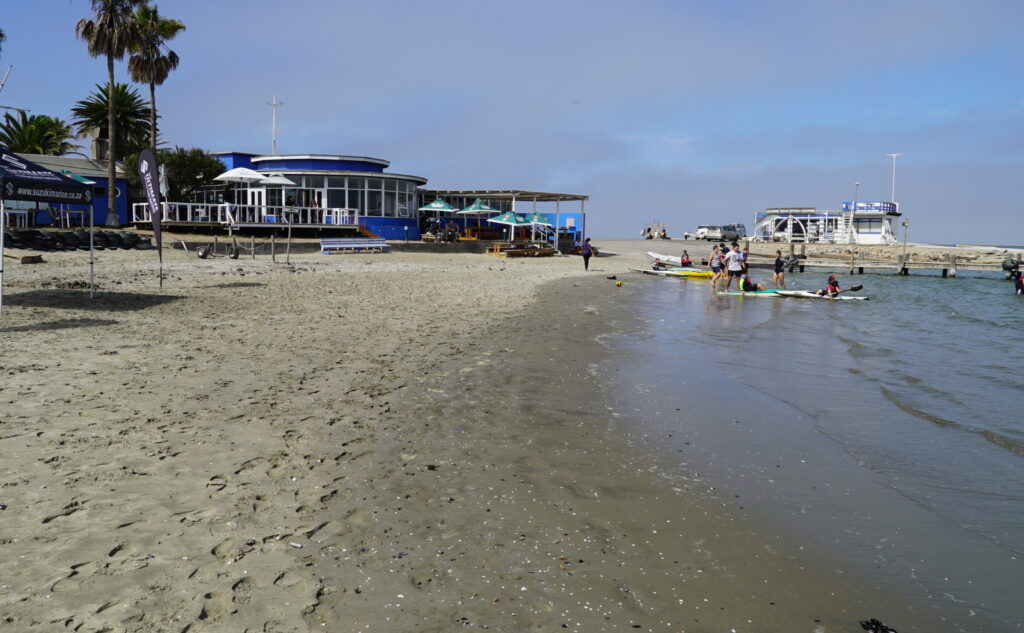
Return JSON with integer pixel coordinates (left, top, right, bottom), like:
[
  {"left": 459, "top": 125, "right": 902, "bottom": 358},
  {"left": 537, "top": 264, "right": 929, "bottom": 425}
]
[{"left": 749, "top": 252, "right": 1017, "bottom": 278}]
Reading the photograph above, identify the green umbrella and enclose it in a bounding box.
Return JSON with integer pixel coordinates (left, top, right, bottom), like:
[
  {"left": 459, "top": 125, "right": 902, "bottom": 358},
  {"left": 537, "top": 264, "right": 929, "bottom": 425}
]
[
  {"left": 457, "top": 198, "right": 500, "bottom": 215},
  {"left": 418, "top": 198, "right": 458, "bottom": 213},
  {"left": 527, "top": 213, "right": 552, "bottom": 226},
  {"left": 487, "top": 211, "right": 530, "bottom": 226}
]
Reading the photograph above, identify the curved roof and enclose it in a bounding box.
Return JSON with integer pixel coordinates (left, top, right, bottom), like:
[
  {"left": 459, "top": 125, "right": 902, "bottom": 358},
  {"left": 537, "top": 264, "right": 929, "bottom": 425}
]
[{"left": 251, "top": 154, "right": 390, "bottom": 168}]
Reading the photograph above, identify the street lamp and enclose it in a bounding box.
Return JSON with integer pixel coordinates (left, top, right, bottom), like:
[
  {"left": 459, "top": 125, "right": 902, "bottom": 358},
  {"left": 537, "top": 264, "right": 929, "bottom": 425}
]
[
  {"left": 851, "top": 181, "right": 860, "bottom": 243},
  {"left": 885, "top": 153, "right": 903, "bottom": 204},
  {"left": 901, "top": 219, "right": 910, "bottom": 273}
]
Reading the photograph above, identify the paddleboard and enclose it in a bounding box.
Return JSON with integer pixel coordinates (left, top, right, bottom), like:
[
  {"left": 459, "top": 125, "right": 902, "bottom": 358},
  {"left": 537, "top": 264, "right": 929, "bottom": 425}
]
[
  {"left": 716, "top": 290, "right": 779, "bottom": 297},
  {"left": 775, "top": 290, "right": 869, "bottom": 301},
  {"left": 629, "top": 268, "right": 713, "bottom": 279}
]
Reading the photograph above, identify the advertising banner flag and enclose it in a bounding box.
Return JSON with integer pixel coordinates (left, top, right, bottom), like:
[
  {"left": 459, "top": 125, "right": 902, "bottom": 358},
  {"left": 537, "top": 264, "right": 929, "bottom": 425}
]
[{"left": 137, "top": 149, "right": 164, "bottom": 286}]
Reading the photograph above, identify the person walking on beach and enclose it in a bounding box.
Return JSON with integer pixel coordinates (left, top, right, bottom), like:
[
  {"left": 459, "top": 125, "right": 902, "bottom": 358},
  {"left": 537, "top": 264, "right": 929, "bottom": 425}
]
[
  {"left": 581, "top": 237, "right": 594, "bottom": 271},
  {"left": 773, "top": 250, "right": 787, "bottom": 289},
  {"left": 709, "top": 245, "right": 723, "bottom": 286},
  {"left": 722, "top": 243, "right": 744, "bottom": 291}
]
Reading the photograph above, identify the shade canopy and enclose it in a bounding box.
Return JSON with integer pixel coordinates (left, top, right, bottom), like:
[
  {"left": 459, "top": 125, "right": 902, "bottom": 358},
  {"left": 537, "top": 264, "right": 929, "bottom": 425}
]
[
  {"left": 0, "top": 147, "right": 92, "bottom": 204},
  {"left": 418, "top": 198, "right": 458, "bottom": 212},
  {"left": 259, "top": 173, "right": 297, "bottom": 187},
  {"left": 487, "top": 211, "right": 531, "bottom": 226},
  {"left": 527, "top": 213, "right": 552, "bottom": 226},
  {"left": 213, "top": 167, "right": 266, "bottom": 183},
  {"left": 458, "top": 198, "right": 500, "bottom": 215}
]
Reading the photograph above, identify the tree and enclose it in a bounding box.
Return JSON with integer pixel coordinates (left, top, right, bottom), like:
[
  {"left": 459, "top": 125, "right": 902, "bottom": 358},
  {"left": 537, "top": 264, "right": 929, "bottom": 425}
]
[
  {"left": 71, "top": 82, "right": 151, "bottom": 159},
  {"left": 128, "top": 4, "right": 185, "bottom": 150},
  {"left": 0, "top": 111, "right": 81, "bottom": 156},
  {"left": 124, "top": 147, "right": 224, "bottom": 200},
  {"left": 75, "top": 0, "right": 143, "bottom": 226}
]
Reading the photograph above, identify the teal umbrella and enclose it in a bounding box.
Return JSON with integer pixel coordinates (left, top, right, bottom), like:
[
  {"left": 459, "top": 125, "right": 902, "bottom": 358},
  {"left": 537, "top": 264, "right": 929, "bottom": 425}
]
[
  {"left": 457, "top": 198, "right": 500, "bottom": 215},
  {"left": 527, "top": 213, "right": 552, "bottom": 226},
  {"left": 418, "top": 198, "right": 458, "bottom": 213},
  {"left": 487, "top": 211, "right": 530, "bottom": 226}
]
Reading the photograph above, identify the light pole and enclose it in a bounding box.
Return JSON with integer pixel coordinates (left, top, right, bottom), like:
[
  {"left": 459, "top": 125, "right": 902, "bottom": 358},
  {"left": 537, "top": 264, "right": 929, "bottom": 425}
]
[
  {"left": 885, "top": 153, "right": 903, "bottom": 203},
  {"left": 850, "top": 181, "right": 860, "bottom": 244},
  {"left": 901, "top": 219, "right": 910, "bottom": 274}
]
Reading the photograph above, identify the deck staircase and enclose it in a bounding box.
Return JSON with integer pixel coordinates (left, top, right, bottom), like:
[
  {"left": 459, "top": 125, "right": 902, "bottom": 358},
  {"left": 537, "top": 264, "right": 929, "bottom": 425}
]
[{"left": 357, "top": 223, "right": 381, "bottom": 238}]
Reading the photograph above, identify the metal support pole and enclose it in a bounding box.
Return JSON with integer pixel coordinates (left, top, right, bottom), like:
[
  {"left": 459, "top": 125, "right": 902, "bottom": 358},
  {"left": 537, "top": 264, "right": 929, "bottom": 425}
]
[
  {"left": 286, "top": 218, "right": 292, "bottom": 264},
  {"left": 0, "top": 201, "right": 5, "bottom": 314}
]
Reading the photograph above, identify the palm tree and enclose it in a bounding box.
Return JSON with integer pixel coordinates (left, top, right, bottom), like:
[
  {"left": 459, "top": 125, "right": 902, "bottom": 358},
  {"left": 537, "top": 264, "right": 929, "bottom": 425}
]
[
  {"left": 128, "top": 4, "right": 185, "bottom": 150},
  {"left": 71, "top": 82, "right": 151, "bottom": 158},
  {"left": 75, "top": 0, "right": 143, "bottom": 226},
  {"left": 0, "top": 111, "right": 81, "bottom": 156}
]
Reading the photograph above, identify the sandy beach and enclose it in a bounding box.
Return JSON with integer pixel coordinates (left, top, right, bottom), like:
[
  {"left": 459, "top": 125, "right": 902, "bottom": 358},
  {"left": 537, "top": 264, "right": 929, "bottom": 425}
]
[{"left": 0, "top": 239, "right": 962, "bottom": 632}]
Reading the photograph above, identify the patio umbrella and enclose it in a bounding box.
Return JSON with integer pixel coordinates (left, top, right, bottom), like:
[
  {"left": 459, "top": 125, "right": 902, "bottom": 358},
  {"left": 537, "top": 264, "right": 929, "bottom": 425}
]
[
  {"left": 213, "top": 167, "right": 266, "bottom": 183},
  {"left": 457, "top": 198, "right": 501, "bottom": 232},
  {"left": 418, "top": 198, "right": 458, "bottom": 214},
  {"left": 457, "top": 198, "right": 500, "bottom": 215},
  {"left": 259, "top": 173, "right": 297, "bottom": 187},
  {"left": 487, "top": 211, "right": 531, "bottom": 242}
]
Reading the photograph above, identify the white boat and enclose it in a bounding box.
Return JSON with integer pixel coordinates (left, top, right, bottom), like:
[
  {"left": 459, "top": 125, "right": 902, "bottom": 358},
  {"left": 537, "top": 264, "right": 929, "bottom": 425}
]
[
  {"left": 646, "top": 251, "right": 702, "bottom": 269},
  {"left": 753, "top": 201, "right": 902, "bottom": 246}
]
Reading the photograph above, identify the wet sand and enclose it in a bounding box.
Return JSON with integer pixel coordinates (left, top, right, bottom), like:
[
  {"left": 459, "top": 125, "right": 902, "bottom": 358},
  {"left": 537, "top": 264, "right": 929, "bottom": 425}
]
[{"left": 0, "top": 241, "right": 956, "bottom": 632}]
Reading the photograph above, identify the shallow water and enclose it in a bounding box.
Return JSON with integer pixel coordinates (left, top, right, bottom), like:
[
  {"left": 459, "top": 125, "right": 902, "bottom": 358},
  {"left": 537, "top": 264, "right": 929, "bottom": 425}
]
[{"left": 601, "top": 269, "right": 1024, "bottom": 631}]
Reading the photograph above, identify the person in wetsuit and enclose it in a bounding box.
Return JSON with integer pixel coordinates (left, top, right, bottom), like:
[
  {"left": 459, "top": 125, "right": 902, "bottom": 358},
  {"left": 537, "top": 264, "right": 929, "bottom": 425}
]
[
  {"left": 739, "top": 275, "right": 767, "bottom": 292},
  {"left": 773, "top": 250, "right": 787, "bottom": 289}
]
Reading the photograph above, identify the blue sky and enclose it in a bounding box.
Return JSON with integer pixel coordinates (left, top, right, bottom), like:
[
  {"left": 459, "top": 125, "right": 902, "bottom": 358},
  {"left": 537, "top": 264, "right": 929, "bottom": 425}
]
[{"left": 2, "top": 0, "right": 1022, "bottom": 243}]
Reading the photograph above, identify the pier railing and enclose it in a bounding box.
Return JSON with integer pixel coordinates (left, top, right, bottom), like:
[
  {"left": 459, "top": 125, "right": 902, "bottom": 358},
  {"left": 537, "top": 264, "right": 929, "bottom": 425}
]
[{"left": 131, "top": 202, "right": 358, "bottom": 227}]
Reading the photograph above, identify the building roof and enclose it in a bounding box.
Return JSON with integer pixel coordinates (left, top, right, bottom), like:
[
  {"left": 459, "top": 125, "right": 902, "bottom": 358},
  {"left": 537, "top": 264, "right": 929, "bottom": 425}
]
[
  {"left": 16, "top": 153, "right": 125, "bottom": 180},
  {"left": 271, "top": 169, "right": 428, "bottom": 185},
  {"left": 420, "top": 188, "right": 589, "bottom": 202},
  {"left": 251, "top": 154, "right": 390, "bottom": 168}
]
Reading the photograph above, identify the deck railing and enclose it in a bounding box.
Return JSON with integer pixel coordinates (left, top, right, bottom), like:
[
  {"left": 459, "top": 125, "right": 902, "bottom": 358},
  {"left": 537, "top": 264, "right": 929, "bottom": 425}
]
[{"left": 131, "top": 202, "right": 358, "bottom": 227}]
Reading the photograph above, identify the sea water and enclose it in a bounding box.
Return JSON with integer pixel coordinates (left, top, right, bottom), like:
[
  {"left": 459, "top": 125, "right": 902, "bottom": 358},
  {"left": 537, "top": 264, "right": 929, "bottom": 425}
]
[{"left": 600, "top": 269, "right": 1023, "bottom": 631}]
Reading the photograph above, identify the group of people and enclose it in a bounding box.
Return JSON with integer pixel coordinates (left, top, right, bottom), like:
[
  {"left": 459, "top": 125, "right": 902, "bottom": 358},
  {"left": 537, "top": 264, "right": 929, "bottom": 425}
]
[
  {"left": 703, "top": 242, "right": 843, "bottom": 295},
  {"left": 641, "top": 227, "right": 669, "bottom": 240},
  {"left": 707, "top": 241, "right": 772, "bottom": 292}
]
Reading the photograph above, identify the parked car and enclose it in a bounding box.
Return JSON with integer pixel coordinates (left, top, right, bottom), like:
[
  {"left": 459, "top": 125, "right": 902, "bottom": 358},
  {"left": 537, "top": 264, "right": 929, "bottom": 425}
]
[
  {"left": 721, "top": 223, "right": 747, "bottom": 241},
  {"left": 683, "top": 225, "right": 723, "bottom": 240}
]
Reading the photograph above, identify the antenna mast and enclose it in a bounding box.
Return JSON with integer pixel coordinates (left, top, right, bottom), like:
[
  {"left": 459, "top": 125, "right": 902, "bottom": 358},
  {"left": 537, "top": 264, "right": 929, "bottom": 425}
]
[
  {"left": 268, "top": 95, "right": 284, "bottom": 154},
  {"left": 0, "top": 66, "right": 30, "bottom": 113}
]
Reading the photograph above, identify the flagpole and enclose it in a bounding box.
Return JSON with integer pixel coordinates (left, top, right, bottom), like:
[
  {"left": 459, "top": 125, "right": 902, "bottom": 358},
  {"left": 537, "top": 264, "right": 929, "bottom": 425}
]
[
  {"left": 1, "top": 201, "right": 6, "bottom": 314},
  {"left": 89, "top": 199, "right": 95, "bottom": 299}
]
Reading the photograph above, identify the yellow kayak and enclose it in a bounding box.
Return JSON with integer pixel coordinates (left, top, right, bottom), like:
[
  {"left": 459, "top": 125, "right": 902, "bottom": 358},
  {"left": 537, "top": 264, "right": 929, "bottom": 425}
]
[{"left": 629, "top": 268, "right": 713, "bottom": 279}]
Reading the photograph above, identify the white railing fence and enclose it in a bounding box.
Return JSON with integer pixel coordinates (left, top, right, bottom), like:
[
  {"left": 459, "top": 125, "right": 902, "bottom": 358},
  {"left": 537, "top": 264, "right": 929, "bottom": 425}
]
[{"left": 131, "top": 202, "right": 358, "bottom": 227}]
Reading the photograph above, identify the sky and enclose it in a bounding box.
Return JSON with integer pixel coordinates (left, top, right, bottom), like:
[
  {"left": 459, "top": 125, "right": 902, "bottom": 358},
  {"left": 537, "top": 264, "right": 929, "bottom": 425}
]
[{"left": 2, "top": 0, "right": 1022, "bottom": 243}]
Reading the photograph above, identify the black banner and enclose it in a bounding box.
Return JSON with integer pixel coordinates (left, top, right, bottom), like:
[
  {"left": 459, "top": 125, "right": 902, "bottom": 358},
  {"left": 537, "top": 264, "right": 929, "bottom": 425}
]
[
  {"left": 137, "top": 149, "right": 162, "bottom": 253},
  {"left": 0, "top": 147, "right": 91, "bottom": 204}
]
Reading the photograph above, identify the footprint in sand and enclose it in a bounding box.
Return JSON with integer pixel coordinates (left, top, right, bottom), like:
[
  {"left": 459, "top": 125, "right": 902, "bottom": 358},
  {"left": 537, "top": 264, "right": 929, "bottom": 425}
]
[{"left": 42, "top": 499, "right": 86, "bottom": 524}]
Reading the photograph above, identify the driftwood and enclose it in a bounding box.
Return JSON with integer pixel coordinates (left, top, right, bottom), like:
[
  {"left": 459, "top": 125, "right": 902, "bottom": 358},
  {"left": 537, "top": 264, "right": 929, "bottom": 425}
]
[{"left": 3, "top": 254, "right": 45, "bottom": 264}]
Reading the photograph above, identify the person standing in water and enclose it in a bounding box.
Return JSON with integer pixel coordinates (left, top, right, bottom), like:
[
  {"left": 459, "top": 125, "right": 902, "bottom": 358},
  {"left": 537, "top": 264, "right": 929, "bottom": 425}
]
[
  {"left": 773, "top": 250, "right": 787, "bottom": 289},
  {"left": 581, "top": 237, "right": 594, "bottom": 271},
  {"left": 708, "top": 245, "right": 723, "bottom": 286},
  {"left": 722, "top": 243, "right": 744, "bottom": 291}
]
